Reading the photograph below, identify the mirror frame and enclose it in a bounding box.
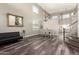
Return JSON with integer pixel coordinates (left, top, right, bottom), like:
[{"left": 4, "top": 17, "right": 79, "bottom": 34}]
[{"left": 7, "top": 13, "right": 23, "bottom": 27}]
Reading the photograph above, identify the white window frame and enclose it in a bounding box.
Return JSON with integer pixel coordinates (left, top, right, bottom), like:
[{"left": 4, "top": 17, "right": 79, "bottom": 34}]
[{"left": 32, "top": 5, "right": 39, "bottom": 14}]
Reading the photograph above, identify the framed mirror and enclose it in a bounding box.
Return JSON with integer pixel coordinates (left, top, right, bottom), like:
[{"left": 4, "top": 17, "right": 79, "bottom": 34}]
[{"left": 7, "top": 13, "right": 23, "bottom": 27}]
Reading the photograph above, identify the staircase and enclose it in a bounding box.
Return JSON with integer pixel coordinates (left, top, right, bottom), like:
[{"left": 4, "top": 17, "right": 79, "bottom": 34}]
[{"left": 65, "top": 34, "right": 79, "bottom": 52}]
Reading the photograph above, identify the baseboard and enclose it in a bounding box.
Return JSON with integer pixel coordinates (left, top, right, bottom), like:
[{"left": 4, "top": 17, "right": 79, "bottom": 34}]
[{"left": 23, "top": 34, "right": 39, "bottom": 38}]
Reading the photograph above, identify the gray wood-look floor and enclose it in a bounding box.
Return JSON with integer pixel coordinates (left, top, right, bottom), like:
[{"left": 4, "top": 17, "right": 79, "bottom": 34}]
[{"left": 0, "top": 35, "right": 79, "bottom": 55}]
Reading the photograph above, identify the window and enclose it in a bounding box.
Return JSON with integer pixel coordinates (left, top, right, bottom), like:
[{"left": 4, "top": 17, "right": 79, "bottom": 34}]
[
  {"left": 33, "top": 20, "right": 38, "bottom": 24},
  {"left": 51, "top": 16, "right": 58, "bottom": 20},
  {"left": 32, "top": 6, "right": 39, "bottom": 14},
  {"left": 62, "top": 14, "right": 70, "bottom": 19},
  {"left": 71, "top": 12, "right": 74, "bottom": 16},
  {"left": 33, "top": 20, "right": 39, "bottom": 30}
]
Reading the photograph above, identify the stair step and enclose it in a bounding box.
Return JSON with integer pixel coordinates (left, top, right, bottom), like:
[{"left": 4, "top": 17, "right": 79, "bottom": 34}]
[
  {"left": 66, "top": 37, "right": 79, "bottom": 43},
  {"left": 66, "top": 42, "right": 79, "bottom": 52},
  {"left": 69, "top": 40, "right": 79, "bottom": 47}
]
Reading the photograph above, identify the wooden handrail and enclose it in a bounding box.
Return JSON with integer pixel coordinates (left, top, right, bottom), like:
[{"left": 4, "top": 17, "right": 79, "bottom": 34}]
[{"left": 67, "top": 20, "right": 78, "bottom": 27}]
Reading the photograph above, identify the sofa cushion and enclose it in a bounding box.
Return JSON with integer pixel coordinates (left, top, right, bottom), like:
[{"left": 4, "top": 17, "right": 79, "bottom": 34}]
[{"left": 0, "top": 32, "right": 20, "bottom": 39}]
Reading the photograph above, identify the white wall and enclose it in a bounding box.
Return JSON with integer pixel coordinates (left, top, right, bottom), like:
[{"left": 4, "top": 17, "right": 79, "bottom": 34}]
[
  {"left": 0, "top": 3, "right": 46, "bottom": 37},
  {"left": 78, "top": 4, "right": 79, "bottom": 37}
]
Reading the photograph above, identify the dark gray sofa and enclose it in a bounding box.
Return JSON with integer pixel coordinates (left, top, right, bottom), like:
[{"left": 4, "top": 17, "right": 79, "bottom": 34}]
[{"left": 0, "top": 32, "right": 23, "bottom": 45}]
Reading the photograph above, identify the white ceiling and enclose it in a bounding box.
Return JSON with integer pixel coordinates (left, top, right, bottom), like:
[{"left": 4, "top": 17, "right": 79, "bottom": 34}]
[{"left": 38, "top": 3, "right": 77, "bottom": 14}]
